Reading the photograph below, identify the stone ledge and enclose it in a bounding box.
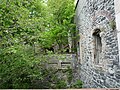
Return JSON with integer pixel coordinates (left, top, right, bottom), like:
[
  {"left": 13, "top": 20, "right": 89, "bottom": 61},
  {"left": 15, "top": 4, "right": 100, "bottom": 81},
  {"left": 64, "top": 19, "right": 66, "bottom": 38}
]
[{"left": 38, "top": 88, "right": 120, "bottom": 90}]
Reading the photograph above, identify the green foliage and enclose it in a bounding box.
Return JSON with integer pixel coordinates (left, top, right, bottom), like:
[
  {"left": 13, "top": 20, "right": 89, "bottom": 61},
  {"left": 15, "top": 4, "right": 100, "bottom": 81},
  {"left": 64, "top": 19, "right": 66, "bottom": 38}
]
[
  {"left": 66, "top": 66, "right": 73, "bottom": 83},
  {"left": 56, "top": 80, "right": 67, "bottom": 89},
  {"left": 109, "top": 20, "right": 116, "bottom": 30},
  {"left": 31, "top": 67, "right": 69, "bottom": 89},
  {"left": 0, "top": 0, "right": 77, "bottom": 89},
  {"left": 44, "top": 0, "right": 75, "bottom": 50},
  {"left": 0, "top": 45, "right": 36, "bottom": 88},
  {"left": 71, "top": 80, "right": 83, "bottom": 88},
  {"left": 0, "top": 0, "right": 48, "bottom": 88}
]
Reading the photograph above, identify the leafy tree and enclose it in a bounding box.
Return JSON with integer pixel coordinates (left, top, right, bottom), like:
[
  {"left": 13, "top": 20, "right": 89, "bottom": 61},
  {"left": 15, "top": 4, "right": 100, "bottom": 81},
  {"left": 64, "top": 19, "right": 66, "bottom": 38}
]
[
  {"left": 41, "top": 0, "right": 75, "bottom": 52},
  {"left": 0, "top": 0, "right": 77, "bottom": 89}
]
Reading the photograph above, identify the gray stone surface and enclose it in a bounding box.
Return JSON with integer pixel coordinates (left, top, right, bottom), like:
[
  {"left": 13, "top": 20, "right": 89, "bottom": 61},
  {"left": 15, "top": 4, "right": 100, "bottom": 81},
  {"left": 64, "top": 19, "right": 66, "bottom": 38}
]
[
  {"left": 75, "top": 0, "right": 120, "bottom": 88},
  {"left": 46, "top": 54, "right": 76, "bottom": 69}
]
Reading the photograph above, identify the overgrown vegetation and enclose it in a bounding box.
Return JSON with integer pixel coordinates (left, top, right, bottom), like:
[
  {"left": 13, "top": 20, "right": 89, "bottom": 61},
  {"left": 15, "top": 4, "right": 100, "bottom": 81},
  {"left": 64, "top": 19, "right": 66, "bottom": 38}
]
[
  {"left": 71, "top": 80, "right": 83, "bottom": 88},
  {"left": 0, "top": 0, "right": 82, "bottom": 89}
]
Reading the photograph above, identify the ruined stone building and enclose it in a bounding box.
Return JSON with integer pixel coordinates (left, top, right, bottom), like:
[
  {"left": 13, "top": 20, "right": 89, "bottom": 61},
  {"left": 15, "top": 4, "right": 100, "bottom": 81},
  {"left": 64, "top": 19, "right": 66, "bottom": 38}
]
[{"left": 75, "top": 0, "right": 120, "bottom": 88}]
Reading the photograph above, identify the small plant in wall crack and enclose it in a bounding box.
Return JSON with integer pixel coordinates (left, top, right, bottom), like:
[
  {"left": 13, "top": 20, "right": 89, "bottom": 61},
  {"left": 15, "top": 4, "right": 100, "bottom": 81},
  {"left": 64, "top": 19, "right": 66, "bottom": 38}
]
[
  {"left": 109, "top": 20, "right": 116, "bottom": 30},
  {"left": 100, "top": 28, "right": 105, "bottom": 32}
]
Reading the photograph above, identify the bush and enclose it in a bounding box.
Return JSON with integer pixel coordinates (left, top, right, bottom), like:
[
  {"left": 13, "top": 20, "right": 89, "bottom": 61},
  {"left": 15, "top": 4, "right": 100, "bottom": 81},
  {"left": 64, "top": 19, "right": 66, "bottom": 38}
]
[
  {"left": 0, "top": 44, "right": 67, "bottom": 89},
  {"left": 56, "top": 80, "right": 67, "bottom": 89},
  {"left": 0, "top": 45, "right": 35, "bottom": 88},
  {"left": 71, "top": 80, "right": 83, "bottom": 88}
]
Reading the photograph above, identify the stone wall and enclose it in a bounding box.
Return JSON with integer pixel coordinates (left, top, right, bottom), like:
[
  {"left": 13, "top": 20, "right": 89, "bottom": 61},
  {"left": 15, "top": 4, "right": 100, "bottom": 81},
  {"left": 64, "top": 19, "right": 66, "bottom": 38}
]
[
  {"left": 45, "top": 54, "right": 76, "bottom": 69},
  {"left": 75, "top": 0, "right": 120, "bottom": 88},
  {"left": 114, "top": 0, "right": 120, "bottom": 66}
]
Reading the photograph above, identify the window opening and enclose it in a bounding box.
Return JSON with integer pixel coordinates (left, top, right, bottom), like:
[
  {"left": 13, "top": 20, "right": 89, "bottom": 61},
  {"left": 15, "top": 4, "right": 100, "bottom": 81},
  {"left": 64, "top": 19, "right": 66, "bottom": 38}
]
[{"left": 93, "top": 29, "right": 102, "bottom": 64}]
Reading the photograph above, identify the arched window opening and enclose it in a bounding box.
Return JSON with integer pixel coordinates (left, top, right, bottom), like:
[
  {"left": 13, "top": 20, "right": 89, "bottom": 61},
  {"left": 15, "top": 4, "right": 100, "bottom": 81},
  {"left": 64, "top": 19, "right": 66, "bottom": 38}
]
[{"left": 93, "top": 29, "right": 102, "bottom": 64}]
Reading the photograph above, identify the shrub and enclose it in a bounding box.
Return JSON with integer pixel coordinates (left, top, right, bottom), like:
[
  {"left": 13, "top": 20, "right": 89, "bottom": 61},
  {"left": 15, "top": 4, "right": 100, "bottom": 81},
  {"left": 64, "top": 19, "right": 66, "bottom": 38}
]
[{"left": 71, "top": 80, "right": 83, "bottom": 88}]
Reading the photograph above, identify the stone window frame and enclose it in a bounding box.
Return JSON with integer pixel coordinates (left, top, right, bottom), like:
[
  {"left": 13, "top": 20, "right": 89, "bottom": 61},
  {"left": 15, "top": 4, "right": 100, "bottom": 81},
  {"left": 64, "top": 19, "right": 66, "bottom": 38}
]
[{"left": 93, "top": 28, "right": 102, "bottom": 65}]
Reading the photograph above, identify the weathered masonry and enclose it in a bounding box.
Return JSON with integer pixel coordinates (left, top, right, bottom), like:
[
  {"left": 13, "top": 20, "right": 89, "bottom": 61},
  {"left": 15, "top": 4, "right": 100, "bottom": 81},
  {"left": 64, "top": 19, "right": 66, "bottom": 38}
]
[{"left": 75, "top": 0, "right": 120, "bottom": 88}]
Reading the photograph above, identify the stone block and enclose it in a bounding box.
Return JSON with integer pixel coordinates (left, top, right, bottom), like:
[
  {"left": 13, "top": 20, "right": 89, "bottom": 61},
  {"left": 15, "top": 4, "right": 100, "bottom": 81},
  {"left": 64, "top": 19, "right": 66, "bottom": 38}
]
[
  {"left": 115, "top": 70, "right": 120, "bottom": 79},
  {"left": 117, "top": 32, "right": 120, "bottom": 65},
  {"left": 113, "top": 60, "right": 119, "bottom": 65},
  {"left": 114, "top": 0, "right": 120, "bottom": 14},
  {"left": 115, "top": 13, "right": 120, "bottom": 31}
]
